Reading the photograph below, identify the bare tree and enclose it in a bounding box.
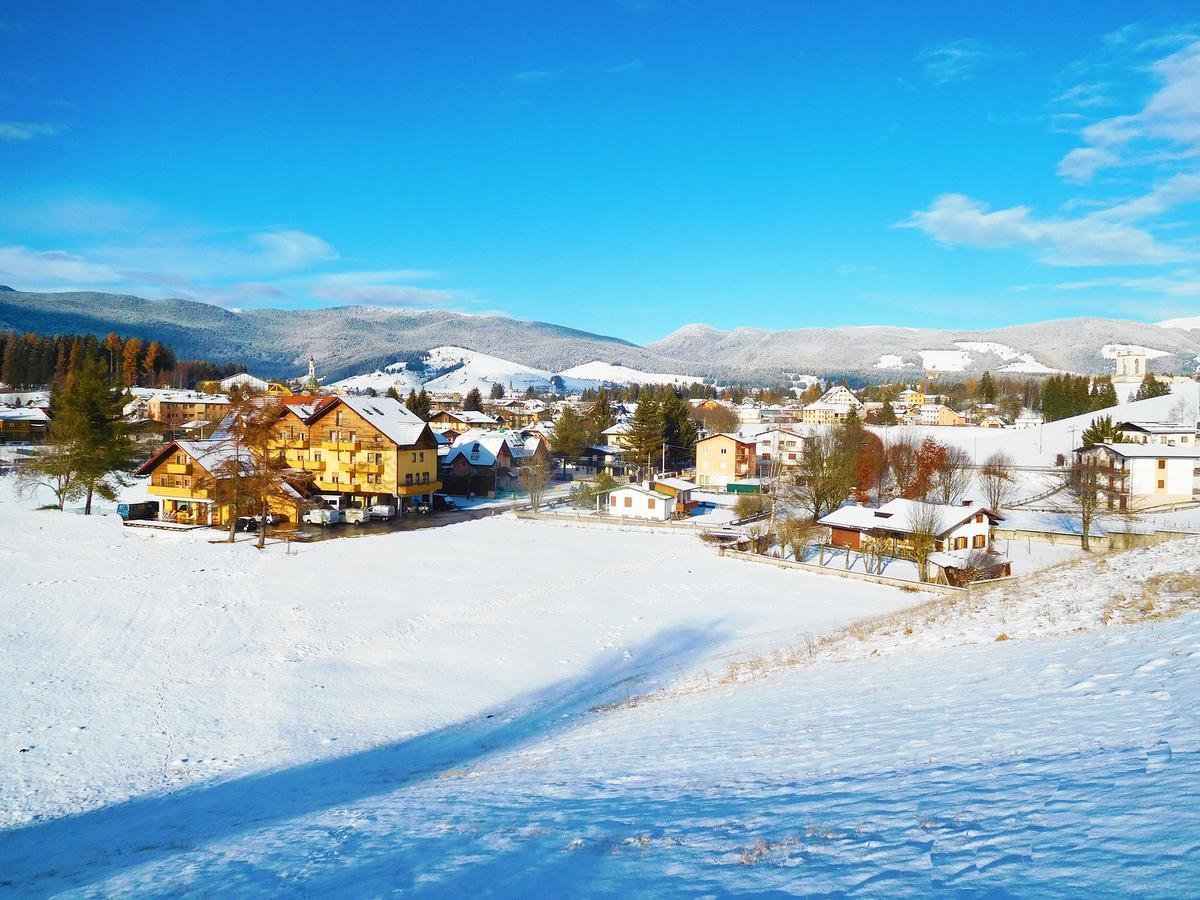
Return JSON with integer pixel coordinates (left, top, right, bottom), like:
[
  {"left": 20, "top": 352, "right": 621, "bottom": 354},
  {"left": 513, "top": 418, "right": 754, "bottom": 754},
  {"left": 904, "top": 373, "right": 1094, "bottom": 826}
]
[
  {"left": 979, "top": 451, "right": 1017, "bottom": 512},
  {"left": 906, "top": 500, "right": 942, "bottom": 583},
  {"left": 885, "top": 433, "right": 920, "bottom": 500},
  {"left": 959, "top": 549, "right": 1008, "bottom": 583},
  {"left": 518, "top": 457, "right": 550, "bottom": 512},
  {"left": 787, "top": 429, "right": 856, "bottom": 521},
  {"left": 1058, "top": 455, "right": 1106, "bottom": 551},
  {"left": 776, "top": 516, "right": 819, "bottom": 561},
  {"left": 861, "top": 535, "right": 891, "bottom": 575},
  {"left": 934, "top": 445, "right": 974, "bottom": 505},
  {"left": 13, "top": 444, "right": 81, "bottom": 510}
]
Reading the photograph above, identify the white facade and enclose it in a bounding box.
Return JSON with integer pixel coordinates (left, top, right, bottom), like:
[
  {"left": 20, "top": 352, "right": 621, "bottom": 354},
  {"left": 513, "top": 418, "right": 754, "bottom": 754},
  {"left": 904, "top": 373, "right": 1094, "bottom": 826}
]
[
  {"left": 606, "top": 486, "right": 676, "bottom": 521},
  {"left": 755, "top": 427, "right": 811, "bottom": 471},
  {"left": 1080, "top": 443, "right": 1200, "bottom": 507}
]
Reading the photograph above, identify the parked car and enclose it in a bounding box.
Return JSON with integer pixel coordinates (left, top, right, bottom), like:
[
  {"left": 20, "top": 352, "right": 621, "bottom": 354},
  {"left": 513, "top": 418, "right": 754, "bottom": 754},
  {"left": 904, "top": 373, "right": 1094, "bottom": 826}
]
[
  {"left": 117, "top": 500, "right": 160, "bottom": 521},
  {"left": 367, "top": 504, "right": 397, "bottom": 520},
  {"left": 254, "top": 512, "right": 286, "bottom": 526},
  {"left": 303, "top": 508, "right": 343, "bottom": 526},
  {"left": 343, "top": 507, "right": 368, "bottom": 525}
]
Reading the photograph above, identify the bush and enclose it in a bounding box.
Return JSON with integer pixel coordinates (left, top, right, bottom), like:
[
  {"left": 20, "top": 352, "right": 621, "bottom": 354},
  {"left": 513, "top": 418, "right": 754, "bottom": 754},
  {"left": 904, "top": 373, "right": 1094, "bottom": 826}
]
[{"left": 734, "top": 493, "right": 766, "bottom": 520}]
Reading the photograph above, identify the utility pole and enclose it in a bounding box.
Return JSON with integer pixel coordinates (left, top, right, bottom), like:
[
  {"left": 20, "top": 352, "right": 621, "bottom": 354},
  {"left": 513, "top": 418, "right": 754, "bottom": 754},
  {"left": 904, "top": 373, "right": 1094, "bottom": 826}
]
[{"left": 661, "top": 441, "right": 667, "bottom": 476}]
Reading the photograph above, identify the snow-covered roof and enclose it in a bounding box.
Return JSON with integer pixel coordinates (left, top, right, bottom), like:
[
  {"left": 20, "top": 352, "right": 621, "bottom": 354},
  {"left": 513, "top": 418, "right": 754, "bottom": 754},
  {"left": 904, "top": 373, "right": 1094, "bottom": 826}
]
[
  {"left": 1116, "top": 421, "right": 1194, "bottom": 434},
  {"left": 1090, "top": 442, "right": 1200, "bottom": 459},
  {"left": 332, "top": 396, "right": 428, "bottom": 447},
  {"left": 819, "top": 499, "right": 1000, "bottom": 537},
  {"left": 697, "top": 432, "right": 755, "bottom": 445},
  {"left": 440, "top": 409, "right": 499, "bottom": 425},
  {"left": 610, "top": 484, "right": 674, "bottom": 501},
  {"left": 0, "top": 407, "right": 49, "bottom": 423},
  {"left": 602, "top": 423, "right": 631, "bottom": 435},
  {"left": 928, "top": 549, "right": 1010, "bottom": 570},
  {"left": 137, "top": 439, "right": 253, "bottom": 478},
  {"left": 653, "top": 477, "right": 698, "bottom": 492}
]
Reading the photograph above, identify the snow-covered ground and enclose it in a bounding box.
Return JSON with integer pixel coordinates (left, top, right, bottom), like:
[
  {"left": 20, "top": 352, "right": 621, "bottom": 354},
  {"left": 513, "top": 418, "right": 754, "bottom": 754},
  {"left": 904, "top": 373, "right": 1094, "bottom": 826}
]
[
  {"left": 556, "top": 360, "right": 697, "bottom": 388},
  {"left": 2, "top": 477, "right": 1198, "bottom": 895}
]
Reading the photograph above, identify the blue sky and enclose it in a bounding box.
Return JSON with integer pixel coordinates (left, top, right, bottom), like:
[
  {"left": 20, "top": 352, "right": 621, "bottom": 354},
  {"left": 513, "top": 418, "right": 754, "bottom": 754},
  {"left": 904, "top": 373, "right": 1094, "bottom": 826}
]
[{"left": 1, "top": 2, "right": 1199, "bottom": 342}]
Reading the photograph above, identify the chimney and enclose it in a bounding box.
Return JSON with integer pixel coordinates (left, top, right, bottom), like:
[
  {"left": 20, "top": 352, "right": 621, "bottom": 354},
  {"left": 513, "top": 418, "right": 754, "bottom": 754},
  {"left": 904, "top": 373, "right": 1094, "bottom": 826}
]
[{"left": 962, "top": 499, "right": 973, "bottom": 506}]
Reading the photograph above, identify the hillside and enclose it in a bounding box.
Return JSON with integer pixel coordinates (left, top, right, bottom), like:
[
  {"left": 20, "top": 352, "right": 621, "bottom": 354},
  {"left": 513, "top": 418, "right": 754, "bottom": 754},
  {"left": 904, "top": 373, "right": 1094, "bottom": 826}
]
[
  {"left": 3, "top": 288, "right": 1199, "bottom": 382},
  {"left": 0, "top": 290, "right": 692, "bottom": 382},
  {"left": 649, "top": 318, "right": 1200, "bottom": 377}
]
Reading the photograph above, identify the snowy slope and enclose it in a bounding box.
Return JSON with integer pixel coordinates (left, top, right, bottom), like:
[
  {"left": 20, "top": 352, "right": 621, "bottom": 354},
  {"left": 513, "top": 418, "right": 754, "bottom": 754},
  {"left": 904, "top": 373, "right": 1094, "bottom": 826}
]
[
  {"left": 330, "top": 349, "right": 704, "bottom": 395},
  {"left": 872, "top": 381, "right": 1200, "bottom": 469},
  {"left": 1, "top": 478, "right": 1196, "bottom": 894},
  {"left": 556, "top": 361, "right": 698, "bottom": 388},
  {"left": 1157, "top": 315, "right": 1200, "bottom": 331}
]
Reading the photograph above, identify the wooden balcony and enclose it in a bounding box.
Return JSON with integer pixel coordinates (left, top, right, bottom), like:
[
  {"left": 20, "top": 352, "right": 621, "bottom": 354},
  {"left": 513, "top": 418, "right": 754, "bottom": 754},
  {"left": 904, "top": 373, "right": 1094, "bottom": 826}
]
[
  {"left": 148, "top": 485, "right": 209, "bottom": 500},
  {"left": 298, "top": 459, "right": 324, "bottom": 471},
  {"left": 165, "top": 463, "right": 192, "bottom": 475},
  {"left": 321, "top": 440, "right": 360, "bottom": 452},
  {"left": 350, "top": 462, "right": 384, "bottom": 475},
  {"left": 396, "top": 480, "right": 440, "bottom": 496}
]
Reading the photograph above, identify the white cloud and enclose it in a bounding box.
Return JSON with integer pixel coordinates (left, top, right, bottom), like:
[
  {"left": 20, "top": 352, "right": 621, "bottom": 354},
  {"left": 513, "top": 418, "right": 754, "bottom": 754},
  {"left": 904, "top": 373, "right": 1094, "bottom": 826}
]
[
  {"left": 1092, "top": 172, "right": 1200, "bottom": 222},
  {"left": 915, "top": 39, "right": 1017, "bottom": 85},
  {"left": 1054, "top": 273, "right": 1200, "bottom": 297},
  {"left": 896, "top": 193, "right": 1194, "bottom": 266},
  {"left": 249, "top": 230, "right": 336, "bottom": 270},
  {"left": 1060, "top": 39, "right": 1200, "bottom": 181},
  {"left": 0, "top": 245, "right": 122, "bottom": 285},
  {"left": 0, "top": 121, "right": 62, "bottom": 141}
]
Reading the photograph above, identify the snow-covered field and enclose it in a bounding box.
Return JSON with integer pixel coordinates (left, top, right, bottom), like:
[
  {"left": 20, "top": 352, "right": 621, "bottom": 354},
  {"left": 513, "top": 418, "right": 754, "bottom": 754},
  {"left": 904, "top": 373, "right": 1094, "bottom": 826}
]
[{"left": 2, "top": 477, "right": 1198, "bottom": 895}]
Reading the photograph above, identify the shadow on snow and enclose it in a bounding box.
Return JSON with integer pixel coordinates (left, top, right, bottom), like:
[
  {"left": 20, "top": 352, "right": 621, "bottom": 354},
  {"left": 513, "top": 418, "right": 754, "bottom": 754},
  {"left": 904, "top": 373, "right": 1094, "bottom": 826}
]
[{"left": 0, "top": 622, "right": 730, "bottom": 897}]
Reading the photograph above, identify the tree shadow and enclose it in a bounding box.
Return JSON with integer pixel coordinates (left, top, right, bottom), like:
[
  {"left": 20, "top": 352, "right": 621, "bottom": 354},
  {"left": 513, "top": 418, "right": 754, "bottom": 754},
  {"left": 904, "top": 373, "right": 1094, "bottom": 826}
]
[{"left": 0, "top": 622, "right": 729, "bottom": 897}]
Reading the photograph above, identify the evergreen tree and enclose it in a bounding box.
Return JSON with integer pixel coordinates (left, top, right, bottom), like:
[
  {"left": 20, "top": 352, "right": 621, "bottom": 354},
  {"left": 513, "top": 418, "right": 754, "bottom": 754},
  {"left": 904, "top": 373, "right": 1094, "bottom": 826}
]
[
  {"left": 413, "top": 388, "right": 432, "bottom": 420},
  {"left": 65, "top": 359, "right": 138, "bottom": 514},
  {"left": 625, "top": 395, "right": 665, "bottom": 473},
  {"left": 1081, "top": 414, "right": 1120, "bottom": 447},
  {"left": 979, "top": 371, "right": 996, "bottom": 403},
  {"left": 659, "top": 390, "right": 698, "bottom": 466},
  {"left": 463, "top": 387, "right": 484, "bottom": 412},
  {"left": 875, "top": 402, "right": 898, "bottom": 426},
  {"left": 385, "top": 385, "right": 401, "bottom": 401},
  {"left": 585, "top": 388, "right": 616, "bottom": 444},
  {"left": 1089, "top": 378, "right": 1117, "bottom": 410},
  {"left": 550, "top": 406, "right": 588, "bottom": 460},
  {"left": 1133, "top": 373, "right": 1170, "bottom": 401},
  {"left": 489, "top": 382, "right": 505, "bottom": 399}
]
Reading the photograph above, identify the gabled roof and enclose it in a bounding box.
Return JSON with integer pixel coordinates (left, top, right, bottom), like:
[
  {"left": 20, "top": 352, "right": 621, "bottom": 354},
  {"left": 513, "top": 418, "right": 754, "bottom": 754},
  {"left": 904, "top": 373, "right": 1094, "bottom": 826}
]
[
  {"left": 610, "top": 483, "right": 674, "bottom": 501},
  {"left": 653, "top": 477, "right": 698, "bottom": 492},
  {"left": 696, "top": 432, "right": 755, "bottom": 446},
  {"left": 819, "top": 499, "right": 1001, "bottom": 538},
  {"left": 1116, "top": 421, "right": 1194, "bottom": 434},
  {"left": 435, "top": 409, "right": 499, "bottom": 425},
  {"left": 1087, "top": 442, "right": 1200, "bottom": 459},
  {"left": 135, "top": 438, "right": 253, "bottom": 478},
  {"left": 309, "top": 395, "right": 430, "bottom": 447}
]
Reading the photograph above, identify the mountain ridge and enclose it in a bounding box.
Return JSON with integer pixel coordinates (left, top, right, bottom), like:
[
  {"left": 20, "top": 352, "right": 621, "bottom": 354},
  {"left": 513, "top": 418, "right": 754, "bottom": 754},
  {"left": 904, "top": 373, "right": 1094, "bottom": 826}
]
[{"left": 2, "top": 288, "right": 1198, "bottom": 382}]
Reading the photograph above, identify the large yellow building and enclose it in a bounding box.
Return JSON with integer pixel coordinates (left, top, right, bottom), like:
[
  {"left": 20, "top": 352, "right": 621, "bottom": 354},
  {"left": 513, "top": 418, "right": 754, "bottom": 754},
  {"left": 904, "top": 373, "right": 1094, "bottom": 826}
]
[
  {"left": 694, "top": 433, "right": 758, "bottom": 488},
  {"left": 276, "top": 395, "right": 440, "bottom": 511},
  {"left": 137, "top": 394, "right": 441, "bottom": 526}
]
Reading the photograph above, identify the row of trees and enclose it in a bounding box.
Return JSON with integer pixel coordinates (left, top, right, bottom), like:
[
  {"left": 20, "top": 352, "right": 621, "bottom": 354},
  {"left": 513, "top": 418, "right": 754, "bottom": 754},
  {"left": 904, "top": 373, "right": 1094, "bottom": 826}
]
[
  {"left": 550, "top": 387, "right": 698, "bottom": 473},
  {"left": 1039, "top": 374, "right": 1118, "bottom": 422},
  {"left": 1, "top": 330, "right": 180, "bottom": 390},
  {"left": 1, "top": 329, "right": 247, "bottom": 391}
]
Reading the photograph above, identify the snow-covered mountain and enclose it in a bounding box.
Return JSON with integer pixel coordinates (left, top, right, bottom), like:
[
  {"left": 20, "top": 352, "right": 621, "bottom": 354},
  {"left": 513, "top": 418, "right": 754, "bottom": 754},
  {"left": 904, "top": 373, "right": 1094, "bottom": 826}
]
[
  {"left": 4, "top": 288, "right": 1200, "bottom": 381},
  {"left": 330, "top": 347, "right": 703, "bottom": 395}
]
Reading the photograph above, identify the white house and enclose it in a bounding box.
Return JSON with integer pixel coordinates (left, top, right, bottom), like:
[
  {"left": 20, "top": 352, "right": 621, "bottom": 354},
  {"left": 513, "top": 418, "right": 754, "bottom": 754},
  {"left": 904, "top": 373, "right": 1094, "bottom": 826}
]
[
  {"left": 605, "top": 484, "right": 676, "bottom": 521},
  {"left": 1116, "top": 421, "right": 1194, "bottom": 447},
  {"left": 819, "top": 498, "right": 1001, "bottom": 553},
  {"left": 1076, "top": 442, "right": 1200, "bottom": 509},
  {"left": 754, "top": 426, "right": 812, "bottom": 472}
]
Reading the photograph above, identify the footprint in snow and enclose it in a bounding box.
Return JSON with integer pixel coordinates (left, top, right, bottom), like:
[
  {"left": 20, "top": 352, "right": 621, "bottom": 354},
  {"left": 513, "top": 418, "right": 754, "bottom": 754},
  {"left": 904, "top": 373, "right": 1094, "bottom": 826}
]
[{"left": 1134, "top": 658, "right": 1169, "bottom": 675}]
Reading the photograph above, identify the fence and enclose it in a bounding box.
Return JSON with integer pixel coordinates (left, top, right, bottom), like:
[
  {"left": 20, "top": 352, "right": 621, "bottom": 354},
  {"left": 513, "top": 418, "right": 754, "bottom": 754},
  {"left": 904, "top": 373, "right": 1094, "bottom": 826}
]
[
  {"left": 993, "top": 526, "right": 1196, "bottom": 551},
  {"left": 717, "top": 548, "right": 981, "bottom": 595}
]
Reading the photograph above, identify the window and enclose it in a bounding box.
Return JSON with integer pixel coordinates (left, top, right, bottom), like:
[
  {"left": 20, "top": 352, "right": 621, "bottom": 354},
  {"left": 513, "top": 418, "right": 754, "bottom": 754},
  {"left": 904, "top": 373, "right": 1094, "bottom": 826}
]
[
  {"left": 1158, "top": 459, "right": 1166, "bottom": 469},
  {"left": 314, "top": 452, "right": 322, "bottom": 462},
  {"left": 412, "top": 452, "right": 417, "bottom": 463},
  {"left": 422, "top": 472, "right": 429, "bottom": 483},
  {"left": 350, "top": 432, "right": 357, "bottom": 443},
  {"left": 1158, "top": 480, "right": 1165, "bottom": 489},
  {"left": 375, "top": 434, "right": 382, "bottom": 445},
  {"left": 648, "top": 498, "right": 656, "bottom": 509},
  {"left": 610, "top": 495, "right": 617, "bottom": 506},
  {"left": 335, "top": 411, "right": 343, "bottom": 426},
  {"left": 720, "top": 447, "right": 728, "bottom": 454},
  {"left": 954, "top": 537, "right": 967, "bottom": 550},
  {"left": 624, "top": 496, "right": 632, "bottom": 507},
  {"left": 419, "top": 451, "right": 425, "bottom": 462},
  {"left": 975, "top": 513, "right": 984, "bottom": 523},
  {"left": 972, "top": 534, "right": 985, "bottom": 549}
]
